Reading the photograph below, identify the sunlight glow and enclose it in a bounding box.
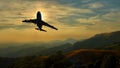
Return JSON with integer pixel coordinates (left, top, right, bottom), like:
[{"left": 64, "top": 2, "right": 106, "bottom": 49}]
[{"left": 0, "top": 0, "right": 119, "bottom": 43}]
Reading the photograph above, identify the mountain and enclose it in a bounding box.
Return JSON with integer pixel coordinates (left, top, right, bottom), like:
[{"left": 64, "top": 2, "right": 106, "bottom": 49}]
[
  {"left": 0, "top": 31, "right": 119, "bottom": 58},
  {"left": 66, "top": 49, "right": 120, "bottom": 68},
  {"left": 0, "top": 45, "right": 47, "bottom": 57},
  {"left": 0, "top": 31, "right": 120, "bottom": 68},
  {"left": 72, "top": 31, "right": 120, "bottom": 50},
  {"left": 102, "top": 42, "right": 120, "bottom": 50},
  {"left": 42, "top": 31, "right": 120, "bottom": 54},
  {"left": 0, "top": 39, "right": 77, "bottom": 57},
  {"left": 0, "top": 57, "right": 16, "bottom": 68},
  {"left": 63, "top": 38, "right": 78, "bottom": 44},
  {"left": 40, "top": 43, "right": 73, "bottom": 55},
  {"left": 8, "top": 49, "right": 120, "bottom": 68}
]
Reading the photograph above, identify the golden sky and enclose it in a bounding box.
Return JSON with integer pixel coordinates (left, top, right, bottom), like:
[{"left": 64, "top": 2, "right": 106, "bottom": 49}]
[{"left": 0, "top": 0, "right": 120, "bottom": 43}]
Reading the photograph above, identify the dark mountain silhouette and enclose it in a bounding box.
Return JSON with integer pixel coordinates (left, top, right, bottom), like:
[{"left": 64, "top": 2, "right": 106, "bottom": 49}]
[
  {"left": 0, "top": 45, "right": 47, "bottom": 57},
  {"left": 66, "top": 49, "right": 120, "bottom": 68},
  {"left": 102, "top": 42, "right": 120, "bottom": 50},
  {"left": 72, "top": 31, "right": 120, "bottom": 50},
  {"left": 1, "top": 31, "right": 119, "bottom": 58},
  {"left": 0, "top": 57, "right": 16, "bottom": 68},
  {"left": 0, "top": 31, "right": 120, "bottom": 68},
  {"left": 7, "top": 50, "right": 120, "bottom": 68},
  {"left": 40, "top": 43, "right": 73, "bottom": 55},
  {"left": 0, "top": 39, "right": 76, "bottom": 57},
  {"left": 40, "top": 31, "right": 120, "bottom": 55}
]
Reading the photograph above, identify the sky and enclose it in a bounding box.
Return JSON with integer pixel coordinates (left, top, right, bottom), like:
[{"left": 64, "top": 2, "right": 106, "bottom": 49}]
[{"left": 0, "top": 0, "right": 120, "bottom": 43}]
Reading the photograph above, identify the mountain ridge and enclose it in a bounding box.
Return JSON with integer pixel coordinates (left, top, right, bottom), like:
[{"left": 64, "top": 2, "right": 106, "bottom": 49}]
[{"left": 72, "top": 31, "right": 120, "bottom": 50}]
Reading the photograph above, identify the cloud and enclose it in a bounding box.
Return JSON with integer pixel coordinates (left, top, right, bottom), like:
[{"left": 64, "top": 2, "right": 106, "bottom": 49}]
[
  {"left": 0, "top": 0, "right": 120, "bottom": 43},
  {"left": 41, "top": 4, "right": 94, "bottom": 26},
  {"left": 0, "top": 0, "right": 94, "bottom": 29},
  {"left": 88, "top": 2, "right": 104, "bottom": 9},
  {"left": 101, "top": 11, "right": 120, "bottom": 22},
  {"left": 76, "top": 18, "right": 97, "bottom": 26},
  {"left": 0, "top": 24, "right": 33, "bottom": 30},
  {"left": 0, "top": 25, "right": 92, "bottom": 43},
  {"left": 81, "top": 0, "right": 92, "bottom": 3}
]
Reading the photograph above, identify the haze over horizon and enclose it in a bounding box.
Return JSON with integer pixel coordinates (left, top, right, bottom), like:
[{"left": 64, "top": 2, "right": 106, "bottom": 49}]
[{"left": 0, "top": 0, "right": 120, "bottom": 43}]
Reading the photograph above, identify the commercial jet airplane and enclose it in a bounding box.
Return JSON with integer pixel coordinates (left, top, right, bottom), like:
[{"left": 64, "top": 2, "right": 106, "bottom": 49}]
[{"left": 22, "top": 11, "right": 58, "bottom": 32}]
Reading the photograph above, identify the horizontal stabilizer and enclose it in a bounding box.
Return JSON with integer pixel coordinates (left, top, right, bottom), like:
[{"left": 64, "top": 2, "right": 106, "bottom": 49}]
[{"left": 35, "top": 28, "right": 47, "bottom": 32}]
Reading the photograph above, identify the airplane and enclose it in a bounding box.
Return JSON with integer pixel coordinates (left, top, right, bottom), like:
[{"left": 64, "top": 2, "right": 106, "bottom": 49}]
[{"left": 22, "top": 11, "right": 58, "bottom": 32}]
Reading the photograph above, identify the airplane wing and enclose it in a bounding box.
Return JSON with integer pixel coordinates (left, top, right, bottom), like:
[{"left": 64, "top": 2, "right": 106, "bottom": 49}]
[
  {"left": 43, "top": 21, "right": 58, "bottom": 30},
  {"left": 22, "top": 19, "right": 36, "bottom": 24}
]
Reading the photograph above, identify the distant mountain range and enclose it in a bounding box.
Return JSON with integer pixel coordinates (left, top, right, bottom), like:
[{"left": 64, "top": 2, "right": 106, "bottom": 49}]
[
  {"left": 43, "top": 31, "right": 120, "bottom": 54},
  {"left": 39, "top": 31, "right": 120, "bottom": 55},
  {"left": 72, "top": 31, "right": 120, "bottom": 50},
  {"left": 0, "top": 31, "right": 120, "bottom": 68},
  {"left": 28, "top": 31, "right": 119, "bottom": 56},
  {"left": 0, "top": 31, "right": 119, "bottom": 57},
  {"left": 0, "top": 38, "right": 77, "bottom": 57}
]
